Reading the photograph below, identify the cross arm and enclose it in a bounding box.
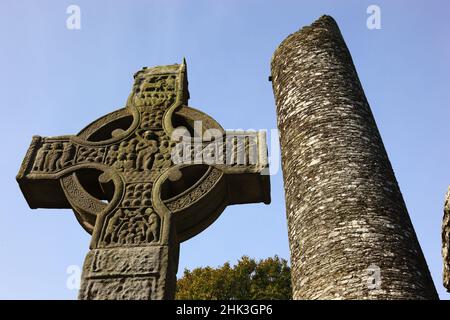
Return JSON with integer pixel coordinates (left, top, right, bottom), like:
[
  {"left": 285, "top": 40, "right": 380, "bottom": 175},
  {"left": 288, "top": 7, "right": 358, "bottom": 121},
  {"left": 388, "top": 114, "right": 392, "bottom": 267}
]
[
  {"left": 158, "top": 129, "right": 270, "bottom": 242},
  {"left": 17, "top": 133, "right": 109, "bottom": 229},
  {"left": 212, "top": 130, "right": 270, "bottom": 206},
  {"left": 17, "top": 135, "right": 74, "bottom": 208}
]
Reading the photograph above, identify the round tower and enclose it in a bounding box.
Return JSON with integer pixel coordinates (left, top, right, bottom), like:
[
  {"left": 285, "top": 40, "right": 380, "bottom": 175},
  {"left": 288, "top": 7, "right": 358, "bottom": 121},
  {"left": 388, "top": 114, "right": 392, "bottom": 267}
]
[{"left": 271, "top": 15, "right": 437, "bottom": 299}]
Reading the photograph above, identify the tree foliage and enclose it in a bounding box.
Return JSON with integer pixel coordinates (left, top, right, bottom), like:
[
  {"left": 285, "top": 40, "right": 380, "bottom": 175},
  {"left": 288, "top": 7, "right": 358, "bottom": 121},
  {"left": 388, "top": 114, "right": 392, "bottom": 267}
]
[{"left": 176, "top": 256, "right": 292, "bottom": 300}]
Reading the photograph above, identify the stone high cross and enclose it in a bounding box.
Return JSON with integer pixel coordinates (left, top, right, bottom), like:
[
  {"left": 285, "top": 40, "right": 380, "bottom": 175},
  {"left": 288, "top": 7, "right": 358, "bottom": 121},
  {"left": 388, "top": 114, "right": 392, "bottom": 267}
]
[{"left": 17, "top": 61, "right": 270, "bottom": 300}]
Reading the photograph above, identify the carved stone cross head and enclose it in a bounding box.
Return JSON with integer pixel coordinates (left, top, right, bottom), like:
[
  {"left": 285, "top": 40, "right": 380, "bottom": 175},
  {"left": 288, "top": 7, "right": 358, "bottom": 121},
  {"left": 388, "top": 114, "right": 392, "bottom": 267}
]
[{"left": 17, "top": 61, "right": 270, "bottom": 300}]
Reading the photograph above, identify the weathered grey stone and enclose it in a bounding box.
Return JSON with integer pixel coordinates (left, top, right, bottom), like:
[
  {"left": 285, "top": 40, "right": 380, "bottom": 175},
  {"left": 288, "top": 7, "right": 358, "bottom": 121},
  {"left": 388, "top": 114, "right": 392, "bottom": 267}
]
[
  {"left": 17, "top": 61, "right": 270, "bottom": 300},
  {"left": 79, "top": 246, "right": 175, "bottom": 300},
  {"left": 271, "top": 15, "right": 437, "bottom": 299},
  {"left": 443, "top": 187, "right": 450, "bottom": 291}
]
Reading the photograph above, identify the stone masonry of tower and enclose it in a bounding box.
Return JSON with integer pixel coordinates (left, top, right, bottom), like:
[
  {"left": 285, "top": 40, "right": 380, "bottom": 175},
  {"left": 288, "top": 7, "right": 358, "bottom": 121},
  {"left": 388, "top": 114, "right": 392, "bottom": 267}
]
[
  {"left": 443, "top": 187, "right": 450, "bottom": 291},
  {"left": 271, "top": 15, "right": 438, "bottom": 299}
]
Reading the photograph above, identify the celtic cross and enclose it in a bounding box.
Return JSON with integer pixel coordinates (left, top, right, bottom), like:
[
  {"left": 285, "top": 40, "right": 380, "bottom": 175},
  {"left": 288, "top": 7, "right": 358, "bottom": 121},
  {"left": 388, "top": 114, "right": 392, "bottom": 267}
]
[{"left": 16, "top": 61, "right": 270, "bottom": 300}]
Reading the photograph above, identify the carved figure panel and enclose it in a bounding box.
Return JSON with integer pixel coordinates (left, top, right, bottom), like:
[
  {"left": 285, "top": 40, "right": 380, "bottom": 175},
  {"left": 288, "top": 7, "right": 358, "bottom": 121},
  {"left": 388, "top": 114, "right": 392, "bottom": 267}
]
[
  {"left": 32, "top": 141, "right": 76, "bottom": 173},
  {"left": 101, "top": 207, "right": 161, "bottom": 247}
]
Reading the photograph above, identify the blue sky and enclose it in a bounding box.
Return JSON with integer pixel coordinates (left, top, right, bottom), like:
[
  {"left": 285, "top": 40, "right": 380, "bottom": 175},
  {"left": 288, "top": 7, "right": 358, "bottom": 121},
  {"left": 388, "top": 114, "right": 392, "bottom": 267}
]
[{"left": 0, "top": 0, "right": 449, "bottom": 299}]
